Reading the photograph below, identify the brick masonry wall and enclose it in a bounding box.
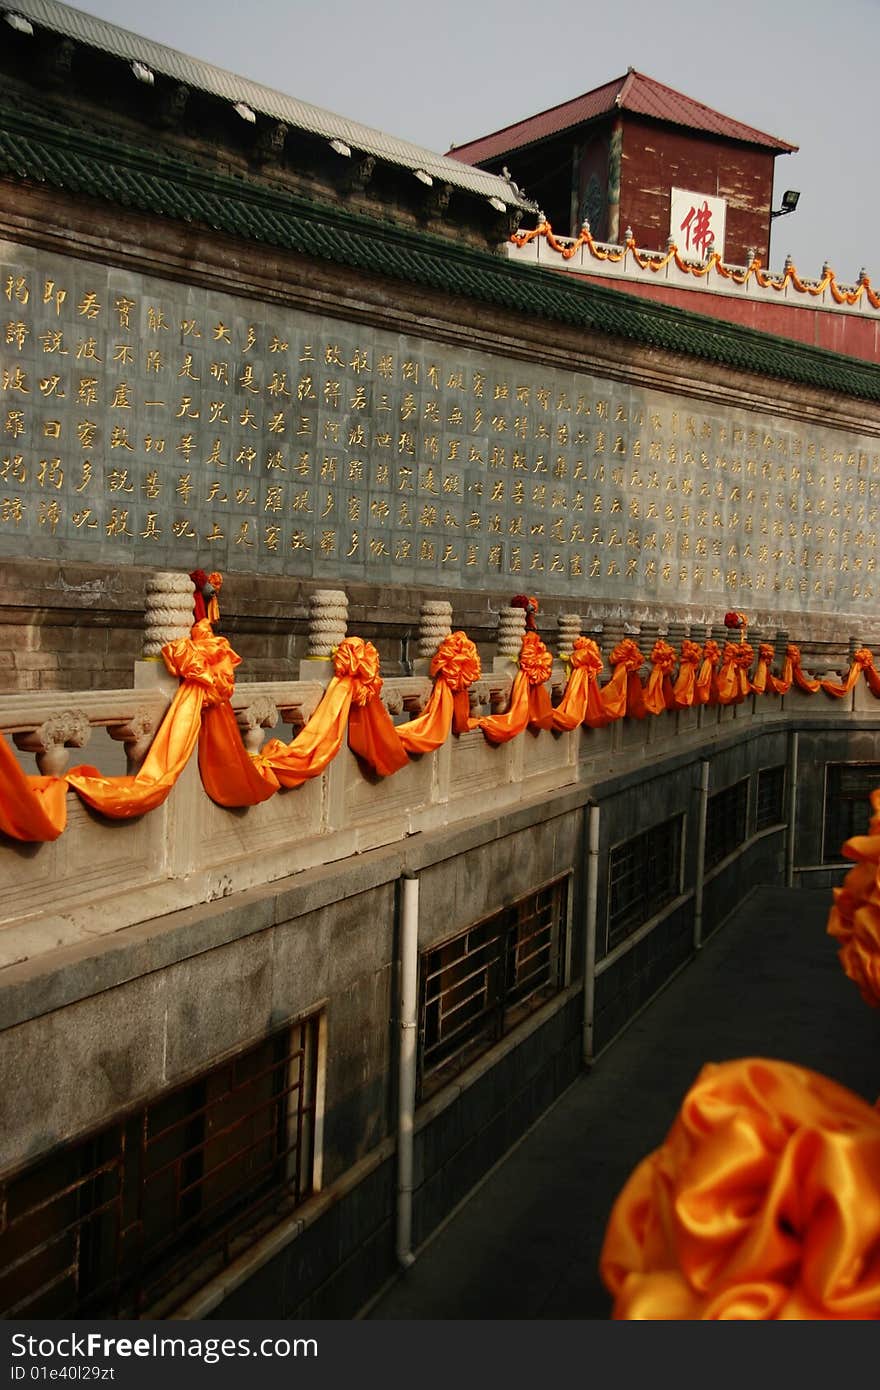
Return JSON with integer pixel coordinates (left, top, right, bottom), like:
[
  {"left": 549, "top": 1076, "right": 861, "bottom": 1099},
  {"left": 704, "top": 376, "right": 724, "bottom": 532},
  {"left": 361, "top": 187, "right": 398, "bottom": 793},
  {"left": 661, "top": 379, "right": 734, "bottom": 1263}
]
[{"left": 619, "top": 116, "right": 777, "bottom": 264}]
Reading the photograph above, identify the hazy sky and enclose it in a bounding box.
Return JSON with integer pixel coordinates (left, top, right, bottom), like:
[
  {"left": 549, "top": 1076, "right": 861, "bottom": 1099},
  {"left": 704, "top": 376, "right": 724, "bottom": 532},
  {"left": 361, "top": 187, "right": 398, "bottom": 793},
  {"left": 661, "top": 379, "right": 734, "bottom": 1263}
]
[{"left": 75, "top": 0, "right": 877, "bottom": 281}]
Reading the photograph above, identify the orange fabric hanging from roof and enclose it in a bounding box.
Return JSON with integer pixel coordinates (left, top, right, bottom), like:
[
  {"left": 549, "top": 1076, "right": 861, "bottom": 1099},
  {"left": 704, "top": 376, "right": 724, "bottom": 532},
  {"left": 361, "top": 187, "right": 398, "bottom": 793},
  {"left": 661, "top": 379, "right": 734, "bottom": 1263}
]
[
  {"left": 0, "top": 732, "right": 67, "bottom": 842},
  {"left": 600, "top": 1057, "right": 880, "bottom": 1320}
]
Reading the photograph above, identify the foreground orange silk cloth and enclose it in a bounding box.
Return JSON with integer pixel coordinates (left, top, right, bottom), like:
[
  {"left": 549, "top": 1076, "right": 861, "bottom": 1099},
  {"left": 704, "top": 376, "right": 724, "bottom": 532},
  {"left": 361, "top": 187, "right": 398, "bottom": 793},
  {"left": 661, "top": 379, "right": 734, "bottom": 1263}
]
[
  {"left": 0, "top": 733, "right": 68, "bottom": 841},
  {"left": 600, "top": 1057, "right": 880, "bottom": 1319},
  {"left": 827, "top": 786, "right": 880, "bottom": 1007}
]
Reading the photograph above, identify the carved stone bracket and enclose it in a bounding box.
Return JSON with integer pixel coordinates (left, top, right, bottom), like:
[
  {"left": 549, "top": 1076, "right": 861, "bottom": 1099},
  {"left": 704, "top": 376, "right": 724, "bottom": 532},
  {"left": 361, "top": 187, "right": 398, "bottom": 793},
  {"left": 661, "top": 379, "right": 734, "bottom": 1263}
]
[
  {"left": 234, "top": 697, "right": 280, "bottom": 754},
  {"left": 13, "top": 710, "right": 91, "bottom": 775},
  {"left": 106, "top": 709, "right": 162, "bottom": 773}
]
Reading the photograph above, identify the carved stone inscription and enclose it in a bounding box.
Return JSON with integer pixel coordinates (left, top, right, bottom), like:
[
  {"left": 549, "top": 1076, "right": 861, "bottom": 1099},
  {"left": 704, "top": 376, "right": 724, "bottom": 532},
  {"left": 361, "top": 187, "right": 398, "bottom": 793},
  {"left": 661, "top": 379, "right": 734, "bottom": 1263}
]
[{"left": 2, "top": 241, "right": 879, "bottom": 610}]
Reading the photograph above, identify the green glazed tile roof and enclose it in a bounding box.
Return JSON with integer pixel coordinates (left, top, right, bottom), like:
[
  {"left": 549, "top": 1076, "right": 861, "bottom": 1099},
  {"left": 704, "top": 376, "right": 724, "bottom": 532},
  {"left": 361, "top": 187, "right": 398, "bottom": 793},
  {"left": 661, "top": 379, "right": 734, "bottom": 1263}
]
[{"left": 2, "top": 104, "right": 880, "bottom": 405}]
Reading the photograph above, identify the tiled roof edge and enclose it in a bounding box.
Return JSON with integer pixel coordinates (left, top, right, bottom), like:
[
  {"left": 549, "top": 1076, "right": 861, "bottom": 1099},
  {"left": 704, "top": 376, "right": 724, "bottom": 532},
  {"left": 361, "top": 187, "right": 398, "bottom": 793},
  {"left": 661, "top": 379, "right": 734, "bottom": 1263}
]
[{"left": 1, "top": 107, "right": 879, "bottom": 406}]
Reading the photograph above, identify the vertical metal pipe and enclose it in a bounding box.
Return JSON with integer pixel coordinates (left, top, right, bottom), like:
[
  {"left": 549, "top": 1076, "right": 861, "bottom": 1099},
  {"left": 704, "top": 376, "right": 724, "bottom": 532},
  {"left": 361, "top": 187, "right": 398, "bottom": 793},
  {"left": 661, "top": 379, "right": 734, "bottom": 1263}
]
[
  {"left": 786, "top": 730, "right": 799, "bottom": 888},
  {"left": 397, "top": 873, "right": 419, "bottom": 1268},
  {"left": 693, "top": 759, "right": 710, "bottom": 951},
  {"left": 583, "top": 803, "right": 600, "bottom": 1066}
]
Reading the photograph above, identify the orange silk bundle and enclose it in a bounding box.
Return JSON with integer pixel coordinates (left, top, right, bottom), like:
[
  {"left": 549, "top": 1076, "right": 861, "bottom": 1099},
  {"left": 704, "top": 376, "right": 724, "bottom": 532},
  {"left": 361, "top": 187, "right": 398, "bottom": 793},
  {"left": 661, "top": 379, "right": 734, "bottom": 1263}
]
[
  {"left": 259, "top": 636, "right": 407, "bottom": 785},
  {"left": 820, "top": 647, "right": 876, "bottom": 699},
  {"left": 552, "top": 638, "right": 606, "bottom": 730},
  {"left": 206, "top": 571, "right": 223, "bottom": 626},
  {"left": 782, "top": 643, "right": 820, "bottom": 694},
  {"left": 477, "top": 632, "right": 554, "bottom": 743},
  {"left": 600, "top": 1057, "right": 880, "bottom": 1320},
  {"left": 0, "top": 733, "right": 68, "bottom": 841},
  {"left": 396, "top": 632, "right": 481, "bottom": 753},
  {"left": 715, "top": 641, "right": 753, "bottom": 704},
  {"left": 670, "top": 640, "right": 701, "bottom": 709},
  {"left": 66, "top": 621, "right": 234, "bottom": 819},
  {"left": 751, "top": 643, "right": 778, "bottom": 695},
  {"left": 827, "top": 787, "right": 880, "bottom": 1007},
  {"left": 694, "top": 640, "right": 720, "bottom": 706},
  {"left": 606, "top": 639, "right": 646, "bottom": 720},
  {"left": 643, "top": 640, "right": 677, "bottom": 716}
]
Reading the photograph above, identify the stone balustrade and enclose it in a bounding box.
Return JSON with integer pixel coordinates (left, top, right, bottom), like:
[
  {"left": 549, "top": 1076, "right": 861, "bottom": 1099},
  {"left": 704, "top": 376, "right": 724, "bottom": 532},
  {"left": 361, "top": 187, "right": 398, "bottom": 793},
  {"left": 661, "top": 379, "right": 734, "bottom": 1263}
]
[{"left": 2, "top": 648, "right": 877, "bottom": 979}]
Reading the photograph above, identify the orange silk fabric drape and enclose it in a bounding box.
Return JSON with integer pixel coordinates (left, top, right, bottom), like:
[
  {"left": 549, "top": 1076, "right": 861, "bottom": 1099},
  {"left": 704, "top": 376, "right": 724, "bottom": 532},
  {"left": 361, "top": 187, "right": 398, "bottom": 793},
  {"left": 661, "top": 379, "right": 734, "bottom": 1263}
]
[
  {"left": 0, "top": 621, "right": 235, "bottom": 839},
  {"left": 251, "top": 636, "right": 409, "bottom": 788},
  {"left": 827, "top": 786, "right": 880, "bottom": 1007},
  {"left": 396, "top": 632, "right": 481, "bottom": 754},
  {"left": 65, "top": 621, "right": 234, "bottom": 818},
  {"left": 476, "top": 632, "right": 554, "bottom": 744},
  {"left": 600, "top": 1057, "right": 880, "bottom": 1319},
  {"left": 551, "top": 638, "right": 606, "bottom": 730},
  {"left": 0, "top": 732, "right": 68, "bottom": 841}
]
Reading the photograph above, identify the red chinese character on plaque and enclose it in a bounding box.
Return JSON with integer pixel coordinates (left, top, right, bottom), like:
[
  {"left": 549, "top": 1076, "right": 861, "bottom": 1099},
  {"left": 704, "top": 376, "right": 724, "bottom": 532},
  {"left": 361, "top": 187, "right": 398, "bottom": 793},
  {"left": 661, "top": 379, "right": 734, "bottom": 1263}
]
[
  {"left": 670, "top": 188, "right": 726, "bottom": 261},
  {"left": 680, "top": 200, "right": 715, "bottom": 256}
]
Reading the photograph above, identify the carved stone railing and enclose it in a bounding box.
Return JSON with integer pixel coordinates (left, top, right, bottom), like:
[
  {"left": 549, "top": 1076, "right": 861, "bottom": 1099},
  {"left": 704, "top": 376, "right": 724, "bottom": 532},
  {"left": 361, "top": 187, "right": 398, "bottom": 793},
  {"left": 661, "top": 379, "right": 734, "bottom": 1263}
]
[
  {"left": 1, "top": 689, "right": 172, "bottom": 775},
  {"left": 2, "top": 659, "right": 877, "bottom": 975}
]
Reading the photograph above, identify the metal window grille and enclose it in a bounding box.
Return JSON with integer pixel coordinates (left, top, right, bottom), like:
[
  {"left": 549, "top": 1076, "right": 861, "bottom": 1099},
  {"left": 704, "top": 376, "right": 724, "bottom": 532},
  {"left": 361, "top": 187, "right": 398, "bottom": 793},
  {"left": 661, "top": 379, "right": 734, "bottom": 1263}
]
[
  {"left": 823, "top": 762, "right": 880, "bottom": 862},
  {"left": 704, "top": 778, "right": 749, "bottom": 872},
  {"left": 0, "top": 1017, "right": 319, "bottom": 1319},
  {"left": 607, "top": 814, "right": 683, "bottom": 952},
  {"left": 755, "top": 766, "right": 785, "bottom": 831},
  {"left": 418, "top": 877, "right": 568, "bottom": 1099}
]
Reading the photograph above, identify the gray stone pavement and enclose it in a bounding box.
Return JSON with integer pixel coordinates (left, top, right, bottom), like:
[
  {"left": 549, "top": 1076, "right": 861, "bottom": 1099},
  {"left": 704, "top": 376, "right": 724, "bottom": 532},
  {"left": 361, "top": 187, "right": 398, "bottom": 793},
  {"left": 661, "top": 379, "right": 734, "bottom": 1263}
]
[{"left": 366, "top": 885, "right": 880, "bottom": 1319}]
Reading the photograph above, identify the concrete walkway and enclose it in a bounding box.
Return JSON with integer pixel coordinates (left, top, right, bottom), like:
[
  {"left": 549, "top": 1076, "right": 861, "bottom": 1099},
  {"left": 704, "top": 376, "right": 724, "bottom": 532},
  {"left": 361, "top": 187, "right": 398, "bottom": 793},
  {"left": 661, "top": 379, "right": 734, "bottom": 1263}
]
[{"left": 366, "top": 886, "right": 880, "bottom": 1319}]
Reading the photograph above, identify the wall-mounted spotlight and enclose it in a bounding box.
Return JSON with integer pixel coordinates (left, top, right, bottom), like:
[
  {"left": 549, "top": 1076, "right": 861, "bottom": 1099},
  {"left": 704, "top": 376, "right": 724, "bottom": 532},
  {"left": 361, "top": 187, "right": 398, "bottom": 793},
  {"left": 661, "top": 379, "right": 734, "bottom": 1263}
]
[
  {"left": 131, "top": 61, "right": 154, "bottom": 85},
  {"left": 413, "top": 169, "right": 433, "bottom": 187},
  {"left": 487, "top": 196, "right": 508, "bottom": 213},
  {"left": 770, "top": 189, "right": 800, "bottom": 220},
  {"left": 329, "top": 138, "right": 352, "bottom": 157},
  {"left": 232, "top": 102, "right": 256, "bottom": 124},
  {"left": 4, "top": 12, "right": 34, "bottom": 33}
]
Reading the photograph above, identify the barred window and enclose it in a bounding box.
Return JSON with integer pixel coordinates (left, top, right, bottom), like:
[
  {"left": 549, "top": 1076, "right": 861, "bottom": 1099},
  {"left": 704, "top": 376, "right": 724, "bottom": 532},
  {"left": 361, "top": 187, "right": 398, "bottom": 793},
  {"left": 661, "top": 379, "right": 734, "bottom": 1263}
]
[
  {"left": 419, "top": 877, "right": 568, "bottom": 1099},
  {"left": 824, "top": 763, "right": 880, "bottom": 862},
  {"left": 704, "top": 778, "right": 749, "bottom": 871},
  {"left": 0, "top": 1018, "right": 320, "bottom": 1319},
  {"left": 607, "top": 815, "right": 683, "bottom": 952},
  {"left": 756, "top": 766, "right": 786, "bottom": 831}
]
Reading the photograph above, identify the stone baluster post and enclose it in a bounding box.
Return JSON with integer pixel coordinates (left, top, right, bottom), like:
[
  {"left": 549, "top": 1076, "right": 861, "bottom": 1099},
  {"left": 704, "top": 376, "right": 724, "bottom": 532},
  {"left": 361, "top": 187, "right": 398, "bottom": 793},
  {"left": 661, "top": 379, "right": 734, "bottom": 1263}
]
[
  {"left": 494, "top": 606, "right": 526, "bottom": 671},
  {"left": 556, "top": 612, "right": 582, "bottom": 658},
  {"left": 416, "top": 600, "right": 453, "bottom": 668},
  {"left": 137, "top": 571, "right": 195, "bottom": 691},
  {"left": 300, "top": 589, "right": 348, "bottom": 678},
  {"left": 307, "top": 589, "right": 348, "bottom": 658}
]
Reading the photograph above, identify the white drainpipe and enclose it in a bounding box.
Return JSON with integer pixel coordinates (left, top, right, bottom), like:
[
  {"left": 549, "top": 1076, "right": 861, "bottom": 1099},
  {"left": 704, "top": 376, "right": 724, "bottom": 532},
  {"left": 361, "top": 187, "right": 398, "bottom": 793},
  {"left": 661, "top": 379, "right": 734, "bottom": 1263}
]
[
  {"left": 397, "top": 872, "right": 419, "bottom": 1268},
  {"left": 786, "top": 731, "right": 799, "bottom": 888},
  {"left": 693, "top": 759, "right": 710, "bottom": 951},
  {"left": 582, "top": 803, "right": 600, "bottom": 1066}
]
